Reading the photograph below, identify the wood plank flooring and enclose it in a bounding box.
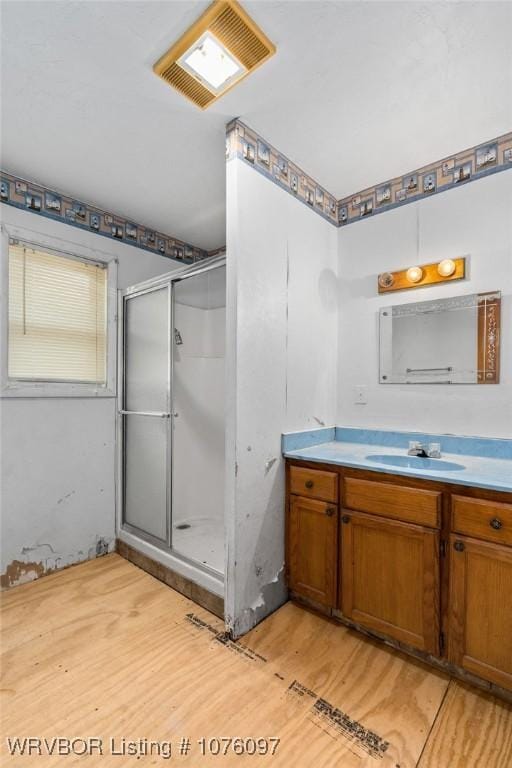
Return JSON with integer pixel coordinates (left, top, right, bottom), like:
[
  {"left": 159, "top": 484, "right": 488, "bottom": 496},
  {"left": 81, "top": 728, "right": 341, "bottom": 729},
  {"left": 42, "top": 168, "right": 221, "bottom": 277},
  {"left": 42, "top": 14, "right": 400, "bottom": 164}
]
[{"left": 1, "top": 553, "right": 511, "bottom": 766}]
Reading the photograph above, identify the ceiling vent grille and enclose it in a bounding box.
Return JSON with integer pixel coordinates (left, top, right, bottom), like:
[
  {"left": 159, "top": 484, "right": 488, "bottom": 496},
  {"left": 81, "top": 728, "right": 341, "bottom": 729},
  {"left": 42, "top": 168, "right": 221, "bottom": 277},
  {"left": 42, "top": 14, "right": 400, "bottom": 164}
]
[
  {"left": 153, "top": 0, "right": 275, "bottom": 109},
  {"left": 209, "top": 6, "right": 271, "bottom": 70},
  {"left": 160, "top": 62, "right": 215, "bottom": 109}
]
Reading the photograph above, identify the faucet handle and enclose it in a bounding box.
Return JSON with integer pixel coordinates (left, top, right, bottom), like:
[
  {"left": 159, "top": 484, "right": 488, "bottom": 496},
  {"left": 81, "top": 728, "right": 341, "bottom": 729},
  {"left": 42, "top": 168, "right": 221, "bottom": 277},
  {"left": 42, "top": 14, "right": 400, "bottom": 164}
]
[{"left": 428, "top": 442, "right": 441, "bottom": 458}]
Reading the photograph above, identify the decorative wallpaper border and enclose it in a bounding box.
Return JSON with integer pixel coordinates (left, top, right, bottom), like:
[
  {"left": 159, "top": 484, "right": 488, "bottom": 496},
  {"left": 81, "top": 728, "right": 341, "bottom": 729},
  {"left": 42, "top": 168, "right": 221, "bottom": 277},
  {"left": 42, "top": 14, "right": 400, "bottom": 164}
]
[
  {"left": 338, "top": 131, "right": 512, "bottom": 226},
  {"left": 226, "top": 120, "right": 512, "bottom": 228},
  {"left": 0, "top": 170, "right": 210, "bottom": 263},
  {"left": 226, "top": 120, "right": 339, "bottom": 225},
  {"left": 3, "top": 125, "right": 511, "bottom": 258}
]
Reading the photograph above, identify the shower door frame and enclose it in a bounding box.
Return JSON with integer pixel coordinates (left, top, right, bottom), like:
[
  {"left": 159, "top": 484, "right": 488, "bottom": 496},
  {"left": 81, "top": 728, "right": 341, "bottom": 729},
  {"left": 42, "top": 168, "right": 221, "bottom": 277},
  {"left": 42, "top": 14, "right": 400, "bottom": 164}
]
[
  {"left": 117, "top": 256, "right": 226, "bottom": 575},
  {"left": 118, "top": 280, "right": 173, "bottom": 550}
]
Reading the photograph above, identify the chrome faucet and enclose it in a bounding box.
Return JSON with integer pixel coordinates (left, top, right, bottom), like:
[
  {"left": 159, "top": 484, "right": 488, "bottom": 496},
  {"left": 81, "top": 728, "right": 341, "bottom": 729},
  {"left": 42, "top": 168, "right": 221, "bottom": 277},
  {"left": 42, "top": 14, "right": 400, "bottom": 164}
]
[{"left": 408, "top": 441, "right": 442, "bottom": 458}]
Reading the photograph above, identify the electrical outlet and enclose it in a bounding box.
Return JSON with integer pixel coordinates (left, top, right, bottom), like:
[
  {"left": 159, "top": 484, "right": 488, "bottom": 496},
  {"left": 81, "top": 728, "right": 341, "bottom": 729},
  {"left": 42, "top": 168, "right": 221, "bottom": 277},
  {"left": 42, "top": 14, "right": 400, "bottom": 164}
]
[{"left": 354, "top": 385, "right": 367, "bottom": 405}]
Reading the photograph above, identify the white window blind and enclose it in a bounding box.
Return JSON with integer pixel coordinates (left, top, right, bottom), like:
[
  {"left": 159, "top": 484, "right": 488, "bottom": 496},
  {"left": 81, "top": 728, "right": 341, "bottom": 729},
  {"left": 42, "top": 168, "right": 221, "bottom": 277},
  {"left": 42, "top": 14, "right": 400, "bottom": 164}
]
[{"left": 8, "top": 240, "right": 107, "bottom": 384}]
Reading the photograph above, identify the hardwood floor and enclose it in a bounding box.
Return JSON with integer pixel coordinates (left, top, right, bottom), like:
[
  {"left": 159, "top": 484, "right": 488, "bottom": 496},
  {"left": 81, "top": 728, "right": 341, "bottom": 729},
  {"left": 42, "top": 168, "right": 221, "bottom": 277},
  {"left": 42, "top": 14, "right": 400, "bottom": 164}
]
[{"left": 1, "top": 553, "right": 511, "bottom": 766}]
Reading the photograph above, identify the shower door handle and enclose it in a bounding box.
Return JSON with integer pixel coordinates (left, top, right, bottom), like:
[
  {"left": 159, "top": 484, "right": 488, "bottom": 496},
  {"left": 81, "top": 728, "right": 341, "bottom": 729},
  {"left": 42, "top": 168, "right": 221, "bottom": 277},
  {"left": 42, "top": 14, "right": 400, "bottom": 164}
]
[{"left": 119, "top": 410, "right": 171, "bottom": 418}]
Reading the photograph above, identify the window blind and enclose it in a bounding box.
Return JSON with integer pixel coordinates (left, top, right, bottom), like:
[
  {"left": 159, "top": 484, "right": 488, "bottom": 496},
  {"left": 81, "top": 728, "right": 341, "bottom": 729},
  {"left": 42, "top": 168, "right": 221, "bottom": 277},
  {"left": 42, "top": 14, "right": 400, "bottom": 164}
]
[{"left": 8, "top": 240, "right": 107, "bottom": 384}]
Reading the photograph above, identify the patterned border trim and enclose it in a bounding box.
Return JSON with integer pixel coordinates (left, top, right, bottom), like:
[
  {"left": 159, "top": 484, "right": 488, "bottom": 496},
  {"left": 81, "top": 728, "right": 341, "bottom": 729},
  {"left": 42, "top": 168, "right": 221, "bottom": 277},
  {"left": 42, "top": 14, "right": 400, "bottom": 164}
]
[
  {"left": 226, "top": 120, "right": 512, "bottom": 228},
  {"left": 3, "top": 126, "right": 510, "bottom": 257},
  {"left": 0, "top": 170, "right": 209, "bottom": 264},
  {"left": 226, "top": 119, "right": 338, "bottom": 225},
  {"left": 338, "top": 131, "right": 512, "bottom": 226}
]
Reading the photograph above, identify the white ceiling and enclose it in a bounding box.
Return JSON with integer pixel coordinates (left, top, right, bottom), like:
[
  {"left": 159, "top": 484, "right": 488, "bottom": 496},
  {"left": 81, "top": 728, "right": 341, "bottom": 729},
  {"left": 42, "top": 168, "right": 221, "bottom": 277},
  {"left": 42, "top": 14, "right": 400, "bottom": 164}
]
[{"left": 1, "top": 1, "right": 511, "bottom": 251}]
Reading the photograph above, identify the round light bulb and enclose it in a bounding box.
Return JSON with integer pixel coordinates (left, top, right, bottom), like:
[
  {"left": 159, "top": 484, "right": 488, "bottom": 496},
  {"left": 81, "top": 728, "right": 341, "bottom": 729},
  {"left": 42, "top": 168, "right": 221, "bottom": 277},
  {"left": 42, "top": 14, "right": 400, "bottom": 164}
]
[
  {"left": 406, "top": 266, "right": 423, "bottom": 283},
  {"left": 437, "top": 259, "right": 456, "bottom": 277},
  {"left": 378, "top": 272, "right": 395, "bottom": 289}
]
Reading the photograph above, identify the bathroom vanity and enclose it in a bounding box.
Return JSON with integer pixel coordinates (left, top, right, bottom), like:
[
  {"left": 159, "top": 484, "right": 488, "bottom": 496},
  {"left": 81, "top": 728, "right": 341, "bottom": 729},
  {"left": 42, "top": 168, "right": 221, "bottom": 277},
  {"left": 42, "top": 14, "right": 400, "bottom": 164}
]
[{"left": 284, "top": 432, "right": 512, "bottom": 697}]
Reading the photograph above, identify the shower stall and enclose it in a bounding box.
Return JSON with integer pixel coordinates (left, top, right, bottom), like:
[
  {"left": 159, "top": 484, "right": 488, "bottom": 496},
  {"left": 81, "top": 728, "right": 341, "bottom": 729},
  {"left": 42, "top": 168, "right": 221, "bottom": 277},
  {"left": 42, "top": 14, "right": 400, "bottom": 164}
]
[{"left": 117, "top": 257, "right": 226, "bottom": 590}]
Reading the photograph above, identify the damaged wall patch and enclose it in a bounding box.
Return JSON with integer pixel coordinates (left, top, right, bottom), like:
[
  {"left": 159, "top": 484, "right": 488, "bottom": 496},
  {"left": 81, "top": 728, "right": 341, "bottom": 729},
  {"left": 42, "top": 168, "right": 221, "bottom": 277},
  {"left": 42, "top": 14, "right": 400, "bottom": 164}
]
[
  {"left": 1, "top": 536, "right": 114, "bottom": 590},
  {"left": 0, "top": 559, "right": 49, "bottom": 589}
]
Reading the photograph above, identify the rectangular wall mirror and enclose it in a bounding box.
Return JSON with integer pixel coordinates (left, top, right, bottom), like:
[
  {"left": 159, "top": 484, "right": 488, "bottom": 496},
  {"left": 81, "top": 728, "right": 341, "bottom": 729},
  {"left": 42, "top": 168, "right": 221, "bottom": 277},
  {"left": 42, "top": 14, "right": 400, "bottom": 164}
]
[{"left": 379, "top": 291, "right": 500, "bottom": 384}]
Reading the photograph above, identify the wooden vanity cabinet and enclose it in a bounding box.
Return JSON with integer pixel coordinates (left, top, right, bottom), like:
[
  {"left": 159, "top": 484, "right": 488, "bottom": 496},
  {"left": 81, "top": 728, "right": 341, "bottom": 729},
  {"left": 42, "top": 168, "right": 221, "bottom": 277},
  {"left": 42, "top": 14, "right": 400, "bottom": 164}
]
[
  {"left": 448, "top": 535, "right": 512, "bottom": 691},
  {"left": 448, "top": 492, "right": 512, "bottom": 691},
  {"left": 340, "top": 472, "right": 442, "bottom": 654},
  {"left": 285, "top": 459, "right": 512, "bottom": 696},
  {"left": 287, "top": 495, "right": 338, "bottom": 607},
  {"left": 286, "top": 465, "right": 339, "bottom": 608},
  {"left": 340, "top": 511, "right": 440, "bottom": 654}
]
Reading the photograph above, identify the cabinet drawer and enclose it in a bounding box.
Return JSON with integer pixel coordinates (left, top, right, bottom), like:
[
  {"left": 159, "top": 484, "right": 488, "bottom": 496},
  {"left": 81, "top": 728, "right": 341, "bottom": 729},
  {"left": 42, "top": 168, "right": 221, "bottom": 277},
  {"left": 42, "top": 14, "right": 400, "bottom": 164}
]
[
  {"left": 452, "top": 495, "right": 512, "bottom": 547},
  {"left": 343, "top": 477, "right": 441, "bottom": 528},
  {"left": 289, "top": 465, "right": 338, "bottom": 503}
]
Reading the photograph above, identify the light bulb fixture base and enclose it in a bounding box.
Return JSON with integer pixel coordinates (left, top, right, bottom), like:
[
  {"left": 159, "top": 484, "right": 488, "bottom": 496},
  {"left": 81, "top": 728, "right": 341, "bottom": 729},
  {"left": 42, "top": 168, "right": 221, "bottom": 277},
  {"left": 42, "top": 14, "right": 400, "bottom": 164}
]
[{"left": 378, "top": 256, "right": 466, "bottom": 294}]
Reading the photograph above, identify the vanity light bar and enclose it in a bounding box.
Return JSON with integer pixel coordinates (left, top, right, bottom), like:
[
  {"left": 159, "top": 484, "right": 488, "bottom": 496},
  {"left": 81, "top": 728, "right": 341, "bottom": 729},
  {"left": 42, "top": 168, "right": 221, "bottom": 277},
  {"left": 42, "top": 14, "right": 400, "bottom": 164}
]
[{"left": 378, "top": 257, "right": 466, "bottom": 294}]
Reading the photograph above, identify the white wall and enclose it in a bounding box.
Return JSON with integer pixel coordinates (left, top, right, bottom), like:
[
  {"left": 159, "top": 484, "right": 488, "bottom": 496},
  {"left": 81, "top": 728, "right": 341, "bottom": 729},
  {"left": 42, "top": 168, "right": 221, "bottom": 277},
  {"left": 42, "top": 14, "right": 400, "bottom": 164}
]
[
  {"left": 225, "top": 159, "right": 338, "bottom": 637},
  {"left": 0, "top": 204, "right": 176, "bottom": 587},
  {"left": 337, "top": 171, "right": 512, "bottom": 437}
]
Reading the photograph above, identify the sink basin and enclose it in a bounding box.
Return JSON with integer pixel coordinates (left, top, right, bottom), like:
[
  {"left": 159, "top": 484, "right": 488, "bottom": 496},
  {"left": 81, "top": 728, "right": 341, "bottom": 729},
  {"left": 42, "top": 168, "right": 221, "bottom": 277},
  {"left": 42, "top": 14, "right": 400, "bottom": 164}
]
[{"left": 365, "top": 454, "right": 465, "bottom": 471}]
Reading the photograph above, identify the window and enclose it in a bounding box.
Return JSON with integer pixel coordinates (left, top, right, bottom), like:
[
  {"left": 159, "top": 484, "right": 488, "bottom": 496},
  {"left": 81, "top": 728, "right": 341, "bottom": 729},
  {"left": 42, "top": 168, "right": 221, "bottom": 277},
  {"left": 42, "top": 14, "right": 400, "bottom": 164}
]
[{"left": 3, "top": 234, "right": 116, "bottom": 396}]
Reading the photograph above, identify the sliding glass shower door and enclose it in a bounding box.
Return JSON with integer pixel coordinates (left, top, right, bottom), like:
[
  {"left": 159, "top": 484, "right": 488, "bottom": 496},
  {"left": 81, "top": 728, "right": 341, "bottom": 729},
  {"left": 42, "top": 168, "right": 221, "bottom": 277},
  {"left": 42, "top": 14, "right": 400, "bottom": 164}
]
[
  {"left": 122, "top": 284, "right": 171, "bottom": 545},
  {"left": 120, "top": 258, "right": 225, "bottom": 578}
]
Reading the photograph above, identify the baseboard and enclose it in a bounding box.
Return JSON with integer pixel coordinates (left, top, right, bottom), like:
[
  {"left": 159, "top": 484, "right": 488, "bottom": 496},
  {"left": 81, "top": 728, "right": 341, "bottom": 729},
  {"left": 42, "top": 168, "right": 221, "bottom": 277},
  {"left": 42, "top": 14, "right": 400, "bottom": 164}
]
[{"left": 116, "top": 539, "right": 224, "bottom": 620}]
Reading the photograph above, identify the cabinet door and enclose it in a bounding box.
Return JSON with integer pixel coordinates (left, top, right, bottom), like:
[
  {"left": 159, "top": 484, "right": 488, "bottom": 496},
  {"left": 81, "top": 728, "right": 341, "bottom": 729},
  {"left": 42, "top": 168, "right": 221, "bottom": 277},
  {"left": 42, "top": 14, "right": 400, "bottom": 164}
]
[
  {"left": 341, "top": 511, "right": 440, "bottom": 654},
  {"left": 448, "top": 535, "right": 512, "bottom": 691},
  {"left": 288, "top": 496, "right": 338, "bottom": 607}
]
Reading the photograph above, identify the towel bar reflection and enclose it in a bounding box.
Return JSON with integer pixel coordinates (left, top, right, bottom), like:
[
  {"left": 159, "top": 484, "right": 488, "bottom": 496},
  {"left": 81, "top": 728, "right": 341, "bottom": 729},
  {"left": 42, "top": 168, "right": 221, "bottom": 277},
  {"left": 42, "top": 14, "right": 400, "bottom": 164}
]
[
  {"left": 406, "top": 366, "right": 453, "bottom": 373},
  {"left": 119, "top": 410, "right": 171, "bottom": 418}
]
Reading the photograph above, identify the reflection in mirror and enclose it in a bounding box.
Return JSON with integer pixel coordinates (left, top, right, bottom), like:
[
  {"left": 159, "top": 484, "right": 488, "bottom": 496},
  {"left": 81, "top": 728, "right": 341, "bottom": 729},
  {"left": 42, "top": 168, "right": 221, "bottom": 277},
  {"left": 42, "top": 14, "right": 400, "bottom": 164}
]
[{"left": 379, "top": 291, "right": 500, "bottom": 384}]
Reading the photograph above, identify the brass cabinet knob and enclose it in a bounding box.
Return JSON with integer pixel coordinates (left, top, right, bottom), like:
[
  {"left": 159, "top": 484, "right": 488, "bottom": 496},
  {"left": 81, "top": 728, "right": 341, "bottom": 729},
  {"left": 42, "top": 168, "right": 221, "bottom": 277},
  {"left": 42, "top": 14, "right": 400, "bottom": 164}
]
[
  {"left": 490, "top": 518, "right": 503, "bottom": 530},
  {"left": 325, "top": 507, "right": 336, "bottom": 517},
  {"left": 454, "top": 540, "right": 465, "bottom": 552},
  {"left": 305, "top": 480, "right": 314, "bottom": 489}
]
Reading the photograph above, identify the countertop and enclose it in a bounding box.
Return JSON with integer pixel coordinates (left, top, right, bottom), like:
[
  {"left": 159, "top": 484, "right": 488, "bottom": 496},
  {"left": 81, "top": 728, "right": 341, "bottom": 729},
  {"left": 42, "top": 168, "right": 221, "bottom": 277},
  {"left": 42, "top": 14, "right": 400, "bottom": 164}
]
[{"left": 284, "top": 440, "right": 512, "bottom": 493}]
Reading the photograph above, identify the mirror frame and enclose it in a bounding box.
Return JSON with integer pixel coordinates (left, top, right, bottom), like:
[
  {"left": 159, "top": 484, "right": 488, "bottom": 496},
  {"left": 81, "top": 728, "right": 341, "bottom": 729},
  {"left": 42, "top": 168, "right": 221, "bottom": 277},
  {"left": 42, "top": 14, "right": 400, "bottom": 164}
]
[{"left": 477, "top": 291, "right": 500, "bottom": 384}]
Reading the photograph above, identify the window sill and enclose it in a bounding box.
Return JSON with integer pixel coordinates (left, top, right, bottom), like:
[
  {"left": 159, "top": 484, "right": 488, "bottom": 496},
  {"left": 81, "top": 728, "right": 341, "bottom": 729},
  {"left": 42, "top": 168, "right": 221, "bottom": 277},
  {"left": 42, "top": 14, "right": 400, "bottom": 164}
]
[{"left": 1, "top": 382, "right": 117, "bottom": 398}]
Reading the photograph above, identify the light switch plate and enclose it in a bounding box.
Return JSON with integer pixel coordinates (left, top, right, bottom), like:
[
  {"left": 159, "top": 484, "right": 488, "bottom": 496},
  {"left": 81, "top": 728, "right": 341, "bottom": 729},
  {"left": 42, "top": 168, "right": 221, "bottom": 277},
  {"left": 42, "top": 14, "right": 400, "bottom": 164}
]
[{"left": 354, "top": 385, "right": 367, "bottom": 405}]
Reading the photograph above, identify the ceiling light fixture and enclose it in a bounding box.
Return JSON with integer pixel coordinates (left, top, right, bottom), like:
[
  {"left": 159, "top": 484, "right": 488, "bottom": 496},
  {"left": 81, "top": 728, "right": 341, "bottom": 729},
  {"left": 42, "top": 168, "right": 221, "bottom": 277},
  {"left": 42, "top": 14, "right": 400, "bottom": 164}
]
[
  {"left": 179, "top": 32, "right": 245, "bottom": 92},
  {"left": 153, "top": 0, "right": 276, "bottom": 109}
]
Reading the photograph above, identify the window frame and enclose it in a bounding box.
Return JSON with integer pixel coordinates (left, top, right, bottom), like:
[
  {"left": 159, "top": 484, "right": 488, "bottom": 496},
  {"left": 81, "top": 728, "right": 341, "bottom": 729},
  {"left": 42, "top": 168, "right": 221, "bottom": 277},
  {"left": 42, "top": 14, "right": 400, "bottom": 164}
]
[{"left": 1, "top": 223, "right": 117, "bottom": 398}]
